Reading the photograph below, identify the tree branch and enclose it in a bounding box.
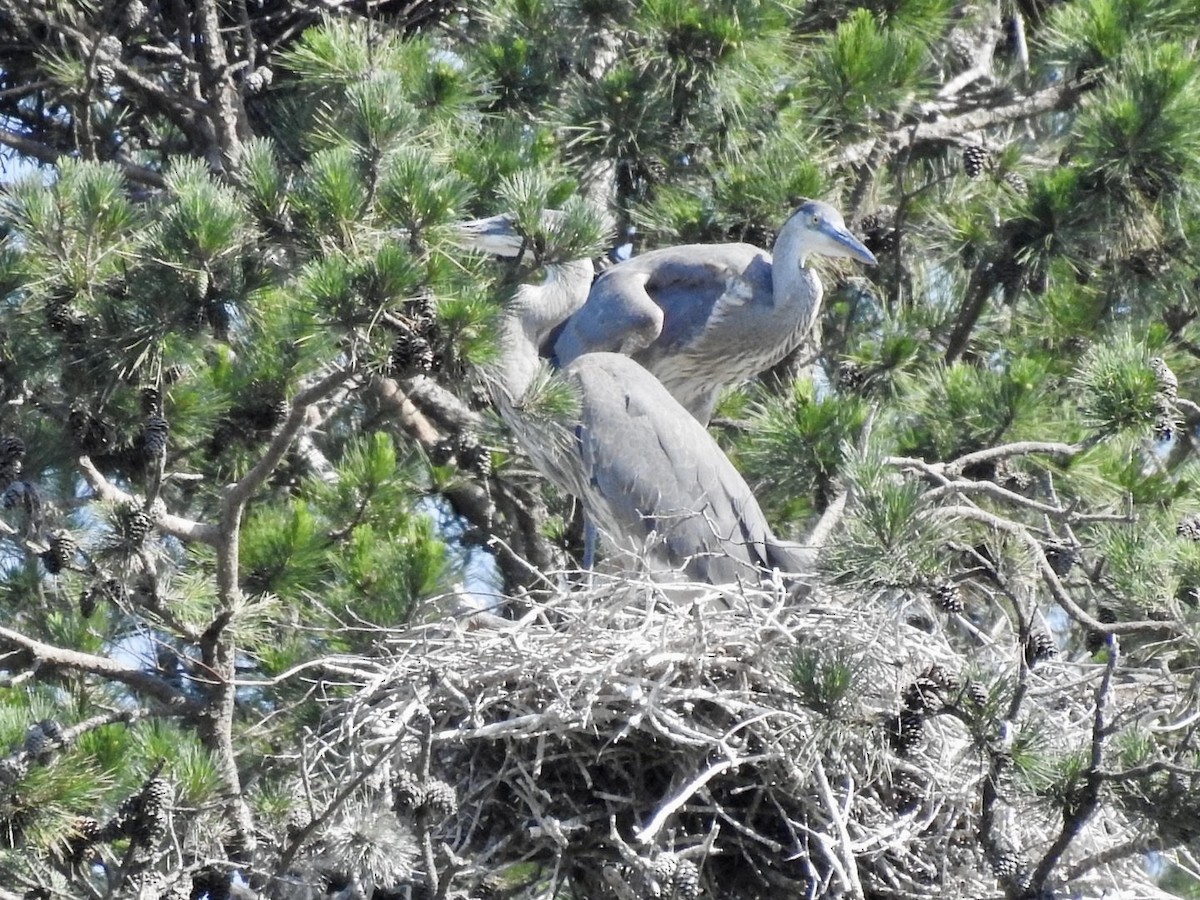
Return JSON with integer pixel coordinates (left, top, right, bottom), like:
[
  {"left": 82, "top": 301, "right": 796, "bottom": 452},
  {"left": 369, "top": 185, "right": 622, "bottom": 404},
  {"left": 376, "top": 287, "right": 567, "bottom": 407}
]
[
  {"left": 0, "top": 125, "right": 166, "bottom": 188},
  {"left": 77, "top": 455, "right": 219, "bottom": 544},
  {"left": 0, "top": 625, "right": 195, "bottom": 709},
  {"left": 930, "top": 505, "right": 1178, "bottom": 636},
  {"left": 203, "top": 362, "right": 356, "bottom": 861},
  {"left": 841, "top": 81, "right": 1083, "bottom": 169},
  {"left": 1028, "top": 637, "right": 1119, "bottom": 891}
]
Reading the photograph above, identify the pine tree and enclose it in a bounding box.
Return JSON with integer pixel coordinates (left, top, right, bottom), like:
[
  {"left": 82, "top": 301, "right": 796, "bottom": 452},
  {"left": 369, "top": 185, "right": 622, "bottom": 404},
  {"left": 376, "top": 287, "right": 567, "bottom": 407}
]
[{"left": 2, "top": 0, "right": 1200, "bottom": 897}]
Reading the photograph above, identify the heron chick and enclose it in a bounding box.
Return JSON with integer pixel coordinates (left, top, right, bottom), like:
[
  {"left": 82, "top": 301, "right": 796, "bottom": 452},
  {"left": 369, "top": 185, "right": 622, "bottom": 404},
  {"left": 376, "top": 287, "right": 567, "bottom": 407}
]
[
  {"left": 554, "top": 200, "right": 876, "bottom": 424},
  {"left": 461, "top": 213, "right": 804, "bottom": 585}
]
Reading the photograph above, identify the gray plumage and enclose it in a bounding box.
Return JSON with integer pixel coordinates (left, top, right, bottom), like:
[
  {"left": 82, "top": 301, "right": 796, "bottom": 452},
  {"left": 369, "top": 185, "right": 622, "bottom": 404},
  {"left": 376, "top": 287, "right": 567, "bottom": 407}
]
[
  {"left": 458, "top": 215, "right": 802, "bottom": 583},
  {"left": 554, "top": 200, "right": 876, "bottom": 424}
]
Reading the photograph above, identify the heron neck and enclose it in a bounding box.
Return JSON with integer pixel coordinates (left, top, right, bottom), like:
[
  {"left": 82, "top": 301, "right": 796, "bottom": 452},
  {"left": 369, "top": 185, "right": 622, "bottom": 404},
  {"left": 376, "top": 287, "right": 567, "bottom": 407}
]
[
  {"left": 491, "top": 313, "right": 544, "bottom": 404},
  {"left": 491, "top": 259, "right": 594, "bottom": 403},
  {"left": 772, "top": 223, "right": 811, "bottom": 288}
]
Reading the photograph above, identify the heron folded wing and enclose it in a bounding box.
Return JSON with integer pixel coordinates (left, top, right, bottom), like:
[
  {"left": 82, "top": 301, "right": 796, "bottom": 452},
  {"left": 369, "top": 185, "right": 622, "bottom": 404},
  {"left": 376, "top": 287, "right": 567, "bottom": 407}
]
[{"left": 570, "top": 353, "right": 778, "bottom": 582}]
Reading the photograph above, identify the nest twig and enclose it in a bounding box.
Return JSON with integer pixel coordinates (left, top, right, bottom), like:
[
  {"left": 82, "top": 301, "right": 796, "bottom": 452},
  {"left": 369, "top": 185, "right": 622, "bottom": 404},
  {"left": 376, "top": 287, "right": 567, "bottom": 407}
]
[{"left": 289, "top": 573, "right": 1186, "bottom": 900}]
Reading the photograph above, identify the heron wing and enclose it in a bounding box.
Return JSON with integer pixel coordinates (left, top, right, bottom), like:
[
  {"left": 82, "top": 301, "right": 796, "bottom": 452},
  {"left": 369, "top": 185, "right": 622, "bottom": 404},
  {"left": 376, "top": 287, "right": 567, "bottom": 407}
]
[
  {"left": 639, "top": 245, "right": 773, "bottom": 354},
  {"left": 554, "top": 243, "right": 770, "bottom": 368},
  {"left": 569, "top": 353, "right": 776, "bottom": 582}
]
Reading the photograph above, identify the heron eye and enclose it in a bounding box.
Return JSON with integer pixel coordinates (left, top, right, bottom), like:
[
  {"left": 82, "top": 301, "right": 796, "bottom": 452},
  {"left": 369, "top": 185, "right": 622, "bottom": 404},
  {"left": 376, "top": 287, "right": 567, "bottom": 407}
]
[{"left": 811, "top": 214, "right": 820, "bottom": 226}]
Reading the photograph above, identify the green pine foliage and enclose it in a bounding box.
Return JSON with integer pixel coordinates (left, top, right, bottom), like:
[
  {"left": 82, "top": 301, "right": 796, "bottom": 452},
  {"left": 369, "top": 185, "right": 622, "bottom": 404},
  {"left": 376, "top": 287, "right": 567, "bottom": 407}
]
[
  {"left": 2, "top": 0, "right": 1200, "bottom": 896},
  {"left": 809, "top": 8, "right": 929, "bottom": 134},
  {"left": 738, "top": 378, "right": 870, "bottom": 523}
]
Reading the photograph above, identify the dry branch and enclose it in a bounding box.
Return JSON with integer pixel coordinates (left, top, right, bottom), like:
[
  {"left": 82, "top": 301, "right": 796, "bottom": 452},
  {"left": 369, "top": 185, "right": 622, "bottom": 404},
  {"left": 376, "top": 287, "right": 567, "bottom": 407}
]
[{"left": 283, "top": 575, "right": 1185, "bottom": 900}]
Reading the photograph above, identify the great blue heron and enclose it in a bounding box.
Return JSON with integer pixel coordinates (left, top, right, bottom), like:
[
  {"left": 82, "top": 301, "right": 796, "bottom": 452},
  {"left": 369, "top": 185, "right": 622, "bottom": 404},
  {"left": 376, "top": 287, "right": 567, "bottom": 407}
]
[
  {"left": 553, "top": 200, "right": 877, "bottom": 424},
  {"left": 460, "top": 214, "right": 803, "bottom": 584}
]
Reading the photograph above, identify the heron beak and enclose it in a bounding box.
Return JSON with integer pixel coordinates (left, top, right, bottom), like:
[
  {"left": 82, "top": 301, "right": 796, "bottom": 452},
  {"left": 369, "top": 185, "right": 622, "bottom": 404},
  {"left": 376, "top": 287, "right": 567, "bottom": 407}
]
[
  {"left": 452, "top": 214, "right": 526, "bottom": 259},
  {"left": 827, "top": 225, "right": 878, "bottom": 266}
]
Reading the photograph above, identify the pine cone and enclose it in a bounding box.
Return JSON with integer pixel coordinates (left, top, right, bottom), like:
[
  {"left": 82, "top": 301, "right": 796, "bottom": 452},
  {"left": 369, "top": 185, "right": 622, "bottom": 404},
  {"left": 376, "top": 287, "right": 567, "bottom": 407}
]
[
  {"left": 244, "top": 67, "right": 274, "bottom": 94},
  {"left": 1001, "top": 170, "right": 1028, "bottom": 195},
  {"left": 931, "top": 580, "right": 963, "bottom": 614},
  {"left": 1153, "top": 398, "right": 1178, "bottom": 442},
  {"left": 888, "top": 710, "right": 925, "bottom": 754},
  {"left": 102, "top": 776, "right": 170, "bottom": 846},
  {"left": 902, "top": 677, "right": 941, "bottom": 712},
  {"left": 389, "top": 332, "right": 435, "bottom": 376},
  {"left": 0, "top": 757, "right": 28, "bottom": 785},
  {"left": 966, "top": 681, "right": 988, "bottom": 707},
  {"left": 837, "top": 360, "right": 866, "bottom": 392},
  {"left": 96, "top": 35, "right": 122, "bottom": 59},
  {"left": 0, "top": 435, "right": 25, "bottom": 463},
  {"left": 23, "top": 725, "right": 51, "bottom": 763},
  {"left": 285, "top": 780, "right": 311, "bottom": 834},
  {"left": 66, "top": 815, "right": 101, "bottom": 861},
  {"left": 991, "top": 848, "right": 1023, "bottom": 878},
  {"left": 995, "top": 459, "right": 1034, "bottom": 493},
  {"left": 36, "top": 719, "right": 65, "bottom": 748},
  {"left": 922, "top": 664, "right": 961, "bottom": 693},
  {"left": 1042, "top": 540, "right": 1076, "bottom": 576},
  {"left": 141, "top": 415, "right": 170, "bottom": 458},
  {"left": 121, "top": 0, "right": 148, "bottom": 31},
  {"left": 672, "top": 859, "right": 701, "bottom": 900},
  {"left": 392, "top": 770, "right": 426, "bottom": 812},
  {"left": 920, "top": 664, "right": 949, "bottom": 686},
  {"left": 95, "top": 64, "right": 115, "bottom": 88},
  {"left": 119, "top": 506, "right": 154, "bottom": 546},
  {"left": 962, "top": 145, "right": 990, "bottom": 178},
  {"left": 42, "top": 531, "right": 77, "bottom": 575},
  {"left": 132, "top": 777, "right": 170, "bottom": 846},
  {"left": 421, "top": 778, "right": 458, "bottom": 818},
  {"left": 652, "top": 854, "right": 678, "bottom": 894},
  {"left": 411, "top": 292, "right": 437, "bottom": 327},
  {"left": 46, "top": 299, "right": 87, "bottom": 333},
  {"left": 1150, "top": 357, "right": 1178, "bottom": 400},
  {"left": 1176, "top": 514, "right": 1200, "bottom": 540},
  {"left": 455, "top": 434, "right": 491, "bottom": 478},
  {"left": 1025, "top": 629, "right": 1057, "bottom": 666},
  {"left": 859, "top": 213, "right": 899, "bottom": 255}
]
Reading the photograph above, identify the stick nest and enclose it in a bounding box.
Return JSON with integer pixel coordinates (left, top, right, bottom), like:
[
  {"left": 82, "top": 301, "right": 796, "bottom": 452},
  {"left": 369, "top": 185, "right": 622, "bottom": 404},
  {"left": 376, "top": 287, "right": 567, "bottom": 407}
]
[{"left": 307, "top": 576, "right": 1185, "bottom": 900}]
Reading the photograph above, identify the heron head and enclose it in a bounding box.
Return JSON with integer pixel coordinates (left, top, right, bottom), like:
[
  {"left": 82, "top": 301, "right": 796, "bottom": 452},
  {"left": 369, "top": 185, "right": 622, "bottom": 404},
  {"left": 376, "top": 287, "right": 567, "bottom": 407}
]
[
  {"left": 453, "top": 204, "right": 613, "bottom": 265},
  {"left": 788, "top": 200, "right": 877, "bottom": 267},
  {"left": 453, "top": 213, "right": 531, "bottom": 260}
]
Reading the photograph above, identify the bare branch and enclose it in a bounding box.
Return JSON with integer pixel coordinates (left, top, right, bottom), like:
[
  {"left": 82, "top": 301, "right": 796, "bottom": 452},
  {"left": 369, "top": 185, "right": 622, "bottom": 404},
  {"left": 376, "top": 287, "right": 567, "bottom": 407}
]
[
  {"left": 77, "top": 455, "right": 219, "bottom": 545},
  {"left": 930, "top": 505, "right": 1177, "bottom": 636},
  {"left": 841, "top": 81, "right": 1083, "bottom": 169},
  {"left": 0, "top": 625, "right": 195, "bottom": 709},
  {"left": 944, "top": 442, "right": 1082, "bottom": 477},
  {"left": 1028, "top": 638, "right": 1120, "bottom": 890},
  {"left": 0, "top": 126, "right": 166, "bottom": 188}
]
